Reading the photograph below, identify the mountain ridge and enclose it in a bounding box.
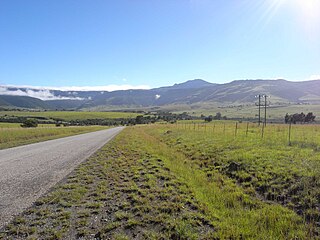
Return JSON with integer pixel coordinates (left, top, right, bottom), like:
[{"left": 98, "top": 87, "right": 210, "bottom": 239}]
[{"left": 1, "top": 79, "right": 320, "bottom": 110}]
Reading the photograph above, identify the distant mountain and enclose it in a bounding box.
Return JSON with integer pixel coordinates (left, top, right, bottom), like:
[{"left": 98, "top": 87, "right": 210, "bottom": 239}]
[
  {"left": 1, "top": 79, "right": 320, "bottom": 110},
  {"left": 0, "top": 95, "right": 51, "bottom": 109},
  {"left": 160, "top": 79, "right": 216, "bottom": 90}
]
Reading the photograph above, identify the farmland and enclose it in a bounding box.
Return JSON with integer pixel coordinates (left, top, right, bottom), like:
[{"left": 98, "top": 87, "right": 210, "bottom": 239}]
[
  {"left": 0, "top": 122, "right": 56, "bottom": 128},
  {"left": 0, "top": 125, "right": 109, "bottom": 150},
  {"left": 2, "top": 122, "right": 319, "bottom": 239},
  {"left": 171, "top": 103, "right": 320, "bottom": 121},
  {"left": 0, "top": 111, "right": 140, "bottom": 121}
]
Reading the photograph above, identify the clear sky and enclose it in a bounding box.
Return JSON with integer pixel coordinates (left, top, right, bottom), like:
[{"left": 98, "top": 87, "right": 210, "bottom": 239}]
[{"left": 0, "top": 0, "right": 319, "bottom": 89}]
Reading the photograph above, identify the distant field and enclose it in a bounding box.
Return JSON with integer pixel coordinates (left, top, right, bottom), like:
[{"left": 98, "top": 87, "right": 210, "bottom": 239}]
[
  {"left": 2, "top": 123, "right": 316, "bottom": 239},
  {"left": 0, "top": 122, "right": 56, "bottom": 128},
  {"left": 172, "top": 103, "right": 320, "bottom": 120},
  {"left": 0, "top": 111, "right": 140, "bottom": 121},
  {"left": 0, "top": 126, "right": 109, "bottom": 150}
]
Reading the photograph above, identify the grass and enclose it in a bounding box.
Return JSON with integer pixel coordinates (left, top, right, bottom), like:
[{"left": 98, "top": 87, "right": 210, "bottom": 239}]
[
  {"left": 0, "top": 125, "right": 109, "bottom": 149},
  {"left": 171, "top": 103, "right": 320, "bottom": 120},
  {"left": 0, "top": 124, "right": 314, "bottom": 239},
  {"left": 148, "top": 122, "right": 320, "bottom": 234},
  {"left": 0, "top": 127, "right": 215, "bottom": 239},
  {"left": 0, "top": 122, "right": 56, "bottom": 128},
  {"left": 0, "top": 110, "right": 140, "bottom": 121}
]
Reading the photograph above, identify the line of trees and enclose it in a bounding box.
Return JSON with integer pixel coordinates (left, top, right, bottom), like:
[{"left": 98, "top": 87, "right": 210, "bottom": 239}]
[
  {"left": 204, "top": 112, "right": 227, "bottom": 122},
  {"left": 285, "top": 112, "right": 316, "bottom": 124}
]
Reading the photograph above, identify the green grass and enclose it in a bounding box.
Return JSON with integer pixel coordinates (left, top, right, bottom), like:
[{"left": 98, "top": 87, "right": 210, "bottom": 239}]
[
  {"left": 1, "top": 124, "right": 314, "bottom": 239},
  {"left": 0, "top": 110, "right": 140, "bottom": 121},
  {"left": 0, "top": 126, "right": 109, "bottom": 149},
  {"left": 0, "top": 127, "right": 215, "bottom": 239},
  {"left": 171, "top": 103, "right": 320, "bottom": 120},
  {"left": 137, "top": 125, "right": 310, "bottom": 239},
  {"left": 0, "top": 122, "right": 56, "bottom": 128},
  {"left": 145, "top": 122, "right": 320, "bottom": 235}
]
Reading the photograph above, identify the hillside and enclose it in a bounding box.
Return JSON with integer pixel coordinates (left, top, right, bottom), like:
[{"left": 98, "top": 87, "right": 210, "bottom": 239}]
[
  {"left": 1, "top": 79, "right": 320, "bottom": 110},
  {"left": 0, "top": 95, "right": 51, "bottom": 109}
]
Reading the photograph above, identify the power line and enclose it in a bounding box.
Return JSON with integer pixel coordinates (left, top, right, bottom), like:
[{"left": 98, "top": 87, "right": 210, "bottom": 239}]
[{"left": 255, "top": 94, "right": 270, "bottom": 126}]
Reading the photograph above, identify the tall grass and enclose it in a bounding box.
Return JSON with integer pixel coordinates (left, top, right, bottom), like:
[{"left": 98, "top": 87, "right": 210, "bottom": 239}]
[
  {"left": 128, "top": 126, "right": 310, "bottom": 239},
  {"left": 144, "top": 121, "right": 320, "bottom": 236},
  {"left": 0, "top": 126, "right": 108, "bottom": 149},
  {"left": 0, "top": 111, "right": 140, "bottom": 121}
]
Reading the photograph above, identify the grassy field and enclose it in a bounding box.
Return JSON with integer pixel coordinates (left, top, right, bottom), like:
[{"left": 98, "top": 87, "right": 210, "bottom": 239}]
[
  {"left": 0, "top": 111, "right": 140, "bottom": 121},
  {"left": 1, "top": 123, "right": 317, "bottom": 239},
  {"left": 0, "top": 123, "right": 56, "bottom": 128},
  {"left": 154, "top": 122, "right": 320, "bottom": 233},
  {"left": 171, "top": 103, "right": 320, "bottom": 120},
  {"left": 0, "top": 126, "right": 109, "bottom": 150}
]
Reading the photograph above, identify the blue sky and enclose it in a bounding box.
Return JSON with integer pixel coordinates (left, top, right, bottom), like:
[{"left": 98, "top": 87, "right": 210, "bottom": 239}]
[{"left": 0, "top": 0, "right": 319, "bottom": 90}]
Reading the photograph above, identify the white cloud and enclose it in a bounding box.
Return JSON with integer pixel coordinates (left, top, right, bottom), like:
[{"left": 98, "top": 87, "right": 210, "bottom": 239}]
[
  {"left": 54, "top": 84, "right": 151, "bottom": 91},
  {"left": 2, "top": 84, "right": 151, "bottom": 91},
  {"left": 0, "top": 84, "right": 151, "bottom": 101},
  {"left": 309, "top": 75, "right": 320, "bottom": 80},
  {"left": 0, "top": 87, "right": 84, "bottom": 101}
]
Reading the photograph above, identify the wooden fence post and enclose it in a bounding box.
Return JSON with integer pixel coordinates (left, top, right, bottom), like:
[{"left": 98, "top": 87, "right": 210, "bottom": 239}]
[
  {"left": 288, "top": 123, "right": 292, "bottom": 146},
  {"left": 235, "top": 122, "right": 238, "bottom": 137},
  {"left": 261, "top": 123, "right": 265, "bottom": 138},
  {"left": 246, "top": 122, "right": 249, "bottom": 137}
]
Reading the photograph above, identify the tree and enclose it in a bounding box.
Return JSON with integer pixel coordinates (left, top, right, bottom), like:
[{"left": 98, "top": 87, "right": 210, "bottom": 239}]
[
  {"left": 213, "top": 112, "right": 222, "bottom": 120},
  {"left": 21, "top": 119, "right": 38, "bottom": 128},
  {"left": 135, "top": 115, "right": 144, "bottom": 124},
  {"left": 305, "top": 112, "right": 316, "bottom": 123},
  {"left": 284, "top": 113, "right": 290, "bottom": 124},
  {"left": 204, "top": 115, "right": 213, "bottom": 122}
]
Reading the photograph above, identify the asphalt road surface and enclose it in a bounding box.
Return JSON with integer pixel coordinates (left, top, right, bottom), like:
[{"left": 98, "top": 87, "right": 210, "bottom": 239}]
[{"left": 0, "top": 127, "right": 124, "bottom": 229}]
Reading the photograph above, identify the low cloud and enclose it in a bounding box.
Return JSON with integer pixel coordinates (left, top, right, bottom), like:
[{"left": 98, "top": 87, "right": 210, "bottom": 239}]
[
  {"left": 0, "top": 84, "right": 151, "bottom": 101},
  {"left": 309, "top": 75, "right": 320, "bottom": 80},
  {"left": 2, "top": 84, "right": 151, "bottom": 91},
  {"left": 0, "top": 87, "right": 84, "bottom": 101},
  {"left": 51, "top": 84, "right": 151, "bottom": 91}
]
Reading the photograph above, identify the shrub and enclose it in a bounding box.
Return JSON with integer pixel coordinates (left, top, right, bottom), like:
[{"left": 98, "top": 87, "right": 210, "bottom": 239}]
[{"left": 21, "top": 119, "right": 38, "bottom": 128}]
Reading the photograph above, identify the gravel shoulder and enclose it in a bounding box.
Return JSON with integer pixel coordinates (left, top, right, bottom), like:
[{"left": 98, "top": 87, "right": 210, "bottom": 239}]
[{"left": 0, "top": 127, "right": 124, "bottom": 228}]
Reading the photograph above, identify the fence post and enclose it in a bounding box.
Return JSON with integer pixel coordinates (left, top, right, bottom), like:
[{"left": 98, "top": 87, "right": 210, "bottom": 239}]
[
  {"left": 288, "top": 123, "right": 292, "bottom": 146},
  {"left": 235, "top": 122, "right": 238, "bottom": 137},
  {"left": 223, "top": 123, "right": 226, "bottom": 134},
  {"left": 261, "top": 123, "right": 265, "bottom": 138},
  {"left": 246, "top": 122, "right": 249, "bottom": 137}
]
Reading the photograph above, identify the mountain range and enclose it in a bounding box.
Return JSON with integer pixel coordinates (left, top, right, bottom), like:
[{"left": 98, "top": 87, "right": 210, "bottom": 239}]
[{"left": 1, "top": 79, "right": 320, "bottom": 110}]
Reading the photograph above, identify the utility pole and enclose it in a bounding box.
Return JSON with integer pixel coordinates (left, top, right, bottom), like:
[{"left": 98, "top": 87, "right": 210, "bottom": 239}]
[
  {"left": 263, "top": 95, "right": 270, "bottom": 127},
  {"left": 255, "top": 94, "right": 270, "bottom": 126},
  {"left": 255, "top": 95, "right": 261, "bottom": 126},
  {"left": 264, "top": 94, "right": 267, "bottom": 127}
]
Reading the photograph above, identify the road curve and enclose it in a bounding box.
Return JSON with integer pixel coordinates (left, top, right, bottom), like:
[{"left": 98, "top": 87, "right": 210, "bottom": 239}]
[{"left": 0, "top": 126, "right": 124, "bottom": 228}]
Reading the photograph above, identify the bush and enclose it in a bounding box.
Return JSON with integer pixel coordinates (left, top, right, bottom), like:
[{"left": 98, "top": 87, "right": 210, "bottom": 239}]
[{"left": 21, "top": 119, "right": 38, "bottom": 128}]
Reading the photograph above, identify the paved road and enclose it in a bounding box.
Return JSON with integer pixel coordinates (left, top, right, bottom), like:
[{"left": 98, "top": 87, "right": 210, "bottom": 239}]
[{"left": 0, "top": 127, "right": 124, "bottom": 228}]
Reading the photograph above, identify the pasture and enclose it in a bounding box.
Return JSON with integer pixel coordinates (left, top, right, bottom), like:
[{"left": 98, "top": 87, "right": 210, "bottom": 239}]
[
  {"left": 0, "top": 125, "right": 109, "bottom": 150},
  {"left": 2, "top": 122, "right": 319, "bottom": 239},
  {"left": 0, "top": 122, "right": 56, "bottom": 128},
  {"left": 0, "top": 111, "right": 140, "bottom": 121},
  {"left": 172, "top": 103, "right": 320, "bottom": 120}
]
